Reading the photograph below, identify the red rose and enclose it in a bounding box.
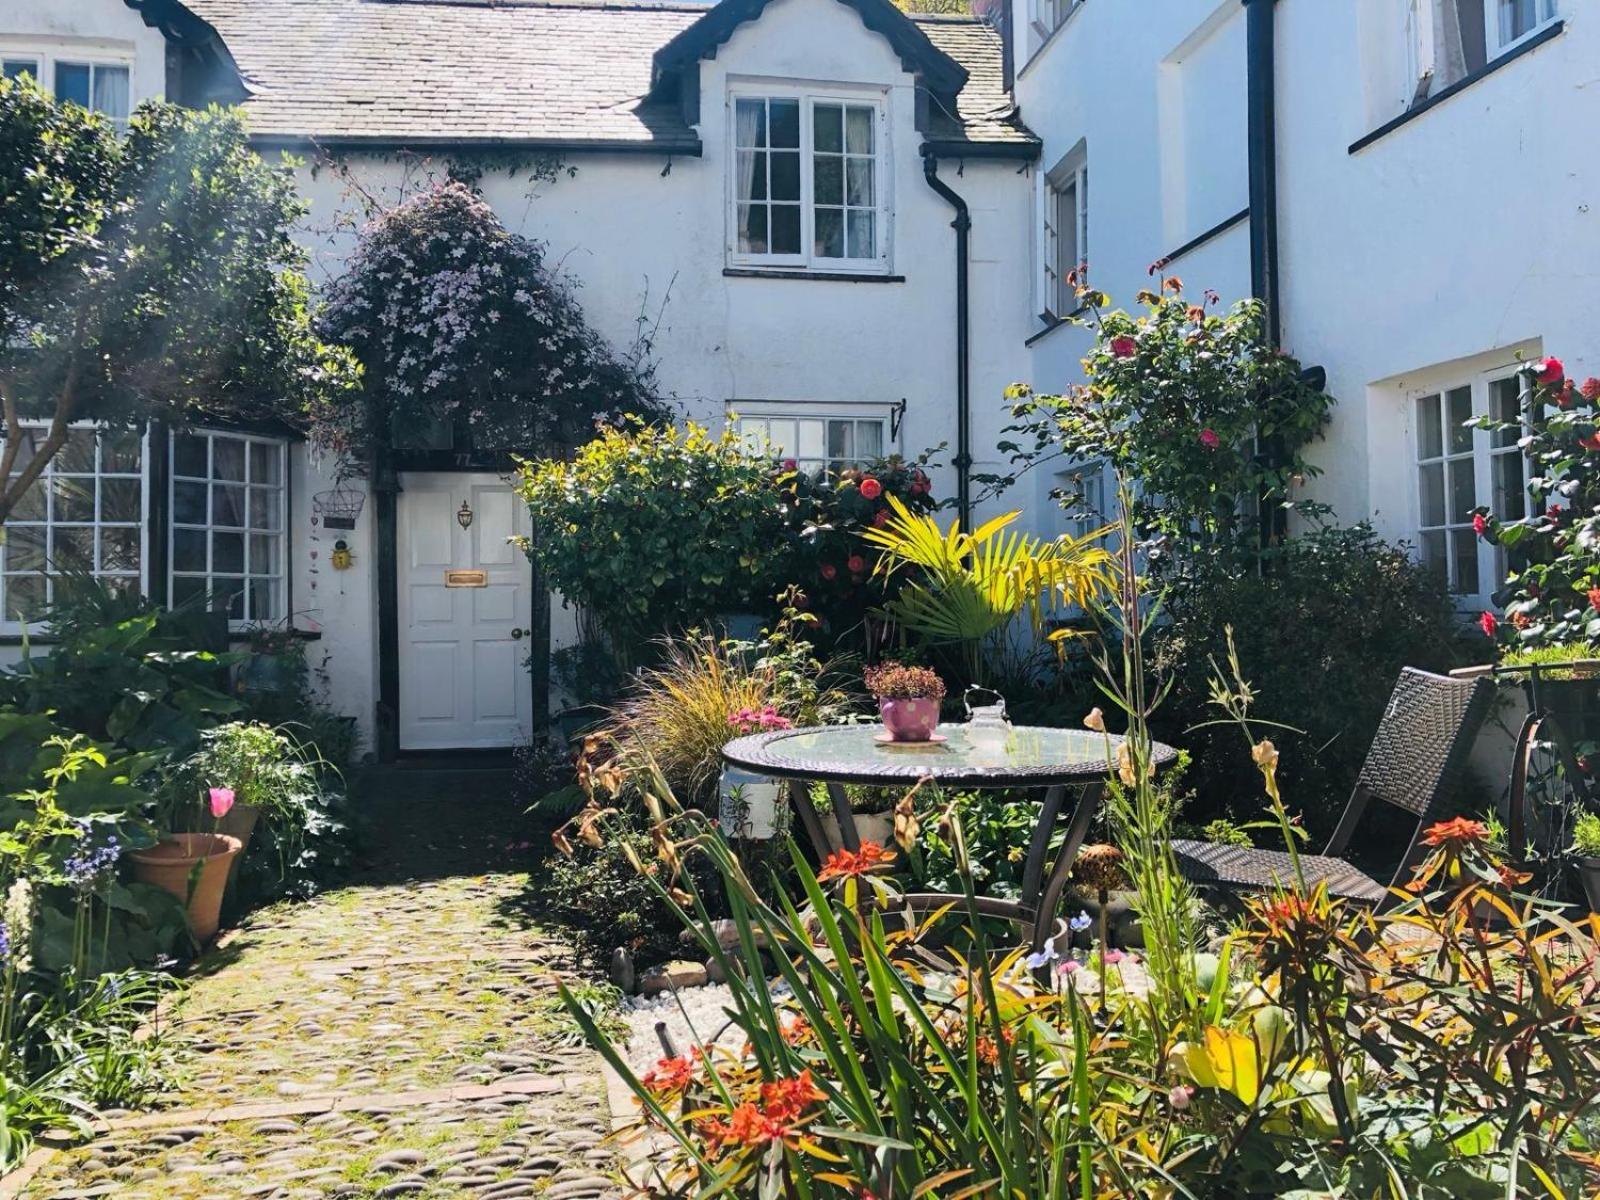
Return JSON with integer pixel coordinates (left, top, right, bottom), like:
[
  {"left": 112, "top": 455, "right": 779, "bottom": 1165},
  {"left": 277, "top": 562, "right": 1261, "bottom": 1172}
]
[
  {"left": 858, "top": 477, "right": 882, "bottom": 500},
  {"left": 1581, "top": 434, "right": 1600, "bottom": 452},
  {"left": 1588, "top": 587, "right": 1600, "bottom": 613},
  {"left": 1479, "top": 611, "right": 1498, "bottom": 638},
  {"left": 846, "top": 555, "right": 866, "bottom": 574},
  {"left": 820, "top": 563, "right": 838, "bottom": 581},
  {"left": 1558, "top": 381, "right": 1576, "bottom": 408},
  {"left": 1199, "top": 428, "right": 1220, "bottom": 449},
  {"left": 1583, "top": 378, "right": 1600, "bottom": 401},
  {"left": 1109, "top": 335, "right": 1138, "bottom": 359},
  {"left": 781, "top": 457, "right": 798, "bottom": 471},
  {"left": 1472, "top": 513, "right": 1489, "bottom": 536},
  {"left": 1536, "top": 356, "right": 1565, "bottom": 385}
]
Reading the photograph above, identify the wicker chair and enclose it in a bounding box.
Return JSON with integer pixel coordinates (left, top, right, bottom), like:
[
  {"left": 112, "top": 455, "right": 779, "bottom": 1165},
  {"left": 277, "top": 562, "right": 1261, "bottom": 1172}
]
[{"left": 1172, "top": 667, "right": 1495, "bottom": 906}]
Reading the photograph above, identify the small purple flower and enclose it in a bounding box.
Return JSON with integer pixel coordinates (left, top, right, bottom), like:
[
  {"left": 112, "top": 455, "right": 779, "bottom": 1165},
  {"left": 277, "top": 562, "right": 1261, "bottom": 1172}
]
[
  {"left": 1024, "top": 943, "right": 1058, "bottom": 971},
  {"left": 63, "top": 836, "right": 120, "bottom": 894},
  {"left": 1069, "top": 911, "right": 1093, "bottom": 933},
  {"left": 0, "top": 919, "right": 11, "bottom": 963}
]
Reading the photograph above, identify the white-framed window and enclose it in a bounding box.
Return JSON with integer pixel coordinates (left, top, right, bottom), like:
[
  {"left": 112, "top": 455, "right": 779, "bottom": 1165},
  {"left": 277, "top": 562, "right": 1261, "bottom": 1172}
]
[
  {"left": 1041, "top": 147, "right": 1088, "bottom": 319},
  {"left": 2, "top": 57, "right": 39, "bottom": 82},
  {"left": 1030, "top": 0, "right": 1085, "bottom": 41},
  {"left": 1413, "top": 371, "right": 1527, "bottom": 604},
  {"left": 733, "top": 406, "right": 893, "bottom": 475},
  {"left": 0, "top": 427, "right": 146, "bottom": 626},
  {"left": 1406, "top": 0, "right": 1557, "bottom": 105},
  {"left": 728, "top": 87, "right": 889, "bottom": 274},
  {"left": 169, "top": 430, "right": 287, "bottom": 625},
  {"left": 1053, "top": 460, "right": 1112, "bottom": 540},
  {"left": 54, "top": 61, "right": 130, "bottom": 124}
]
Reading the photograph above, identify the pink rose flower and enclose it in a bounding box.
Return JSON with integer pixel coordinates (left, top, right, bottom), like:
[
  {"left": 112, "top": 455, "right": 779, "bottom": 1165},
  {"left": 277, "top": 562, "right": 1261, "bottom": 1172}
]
[
  {"left": 1109, "top": 335, "right": 1137, "bottom": 358},
  {"left": 1198, "top": 428, "right": 1220, "bottom": 450}
]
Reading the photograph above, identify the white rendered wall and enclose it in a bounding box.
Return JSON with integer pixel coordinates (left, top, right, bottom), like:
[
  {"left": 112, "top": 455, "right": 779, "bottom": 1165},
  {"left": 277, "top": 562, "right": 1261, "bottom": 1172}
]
[{"left": 0, "top": 0, "right": 167, "bottom": 107}]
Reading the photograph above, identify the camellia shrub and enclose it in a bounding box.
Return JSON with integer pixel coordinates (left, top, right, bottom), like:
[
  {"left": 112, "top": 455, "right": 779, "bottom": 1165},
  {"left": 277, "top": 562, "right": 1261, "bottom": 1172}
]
[{"left": 1473, "top": 356, "right": 1600, "bottom": 647}]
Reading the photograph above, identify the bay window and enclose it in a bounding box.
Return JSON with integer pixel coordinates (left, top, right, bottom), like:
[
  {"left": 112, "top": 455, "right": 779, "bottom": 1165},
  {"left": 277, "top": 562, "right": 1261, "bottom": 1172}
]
[
  {"left": 170, "top": 430, "right": 287, "bottom": 624},
  {"left": 730, "top": 89, "right": 888, "bottom": 273}
]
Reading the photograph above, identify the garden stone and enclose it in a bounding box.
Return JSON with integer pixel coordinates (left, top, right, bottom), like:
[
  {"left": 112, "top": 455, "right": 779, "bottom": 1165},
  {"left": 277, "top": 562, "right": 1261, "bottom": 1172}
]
[
  {"left": 684, "top": 920, "right": 768, "bottom": 951},
  {"left": 639, "top": 960, "right": 708, "bottom": 995}
]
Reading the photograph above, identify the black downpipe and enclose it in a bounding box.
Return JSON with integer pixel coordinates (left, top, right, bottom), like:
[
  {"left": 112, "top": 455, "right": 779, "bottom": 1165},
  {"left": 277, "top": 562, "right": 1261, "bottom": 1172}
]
[
  {"left": 1245, "top": 0, "right": 1286, "bottom": 551},
  {"left": 922, "top": 152, "right": 972, "bottom": 530}
]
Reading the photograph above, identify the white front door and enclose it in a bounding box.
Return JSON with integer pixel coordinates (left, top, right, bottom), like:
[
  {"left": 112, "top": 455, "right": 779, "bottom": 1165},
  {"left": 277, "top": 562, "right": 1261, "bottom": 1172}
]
[{"left": 397, "top": 472, "right": 533, "bottom": 751}]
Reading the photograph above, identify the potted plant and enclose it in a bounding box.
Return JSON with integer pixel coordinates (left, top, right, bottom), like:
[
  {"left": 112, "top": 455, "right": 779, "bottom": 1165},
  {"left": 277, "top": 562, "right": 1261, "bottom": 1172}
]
[
  {"left": 865, "top": 662, "right": 946, "bottom": 743},
  {"left": 1571, "top": 811, "right": 1600, "bottom": 912},
  {"left": 810, "top": 782, "right": 897, "bottom": 854},
  {"left": 129, "top": 785, "right": 242, "bottom": 944}
]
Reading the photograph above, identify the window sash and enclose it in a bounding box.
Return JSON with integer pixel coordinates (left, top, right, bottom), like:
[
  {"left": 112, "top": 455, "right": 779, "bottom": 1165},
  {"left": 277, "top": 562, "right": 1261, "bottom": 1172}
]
[
  {"left": 2, "top": 57, "right": 38, "bottom": 82},
  {"left": 169, "top": 430, "right": 288, "bottom": 626},
  {"left": 0, "top": 426, "right": 148, "bottom": 628},
  {"left": 1488, "top": 0, "right": 1557, "bottom": 53},
  {"left": 729, "top": 90, "right": 887, "bottom": 273},
  {"left": 53, "top": 61, "right": 130, "bottom": 123},
  {"left": 734, "top": 409, "right": 893, "bottom": 475},
  {"left": 1043, "top": 158, "right": 1087, "bottom": 318},
  {"left": 1412, "top": 372, "right": 1529, "bottom": 606}
]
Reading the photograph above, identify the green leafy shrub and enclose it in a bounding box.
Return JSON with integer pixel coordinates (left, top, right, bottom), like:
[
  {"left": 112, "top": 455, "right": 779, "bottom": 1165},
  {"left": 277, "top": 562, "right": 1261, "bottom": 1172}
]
[
  {"left": 1154, "top": 524, "right": 1464, "bottom": 841},
  {"left": 536, "top": 828, "right": 686, "bottom": 972},
  {"left": 517, "top": 421, "right": 788, "bottom": 654},
  {"left": 1572, "top": 810, "right": 1600, "bottom": 857}
]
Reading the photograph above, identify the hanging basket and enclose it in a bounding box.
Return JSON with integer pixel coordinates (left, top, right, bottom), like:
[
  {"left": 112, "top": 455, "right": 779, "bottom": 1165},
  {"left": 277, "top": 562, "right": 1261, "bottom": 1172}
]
[{"left": 313, "top": 483, "right": 366, "bottom": 530}]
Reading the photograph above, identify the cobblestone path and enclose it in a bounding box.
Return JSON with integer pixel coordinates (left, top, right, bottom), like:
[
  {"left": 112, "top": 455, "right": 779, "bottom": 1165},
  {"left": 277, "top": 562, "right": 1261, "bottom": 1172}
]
[{"left": 12, "top": 767, "right": 625, "bottom": 1200}]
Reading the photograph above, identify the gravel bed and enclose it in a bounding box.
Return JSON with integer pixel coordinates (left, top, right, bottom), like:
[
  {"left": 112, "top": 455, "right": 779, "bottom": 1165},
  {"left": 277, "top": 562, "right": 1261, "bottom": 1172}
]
[{"left": 622, "top": 980, "right": 793, "bottom": 1074}]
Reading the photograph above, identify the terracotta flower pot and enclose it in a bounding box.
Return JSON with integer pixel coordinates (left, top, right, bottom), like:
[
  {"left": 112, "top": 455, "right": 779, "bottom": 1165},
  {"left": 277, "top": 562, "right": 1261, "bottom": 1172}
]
[
  {"left": 129, "top": 833, "right": 243, "bottom": 944},
  {"left": 878, "top": 697, "right": 939, "bottom": 742}
]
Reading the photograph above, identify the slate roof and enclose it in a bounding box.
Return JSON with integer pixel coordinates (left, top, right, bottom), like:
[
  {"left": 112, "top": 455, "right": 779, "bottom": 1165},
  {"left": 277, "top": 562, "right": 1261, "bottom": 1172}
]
[{"left": 173, "top": 0, "right": 1035, "bottom": 154}]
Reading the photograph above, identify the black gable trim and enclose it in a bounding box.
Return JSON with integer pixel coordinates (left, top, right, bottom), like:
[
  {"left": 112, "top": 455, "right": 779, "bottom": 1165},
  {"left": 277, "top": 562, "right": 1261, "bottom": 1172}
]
[
  {"left": 651, "top": 0, "right": 968, "bottom": 98},
  {"left": 123, "top": 0, "right": 247, "bottom": 104}
]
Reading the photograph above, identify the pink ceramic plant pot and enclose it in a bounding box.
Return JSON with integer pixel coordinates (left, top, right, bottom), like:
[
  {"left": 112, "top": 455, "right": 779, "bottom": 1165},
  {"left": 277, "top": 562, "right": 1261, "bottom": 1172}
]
[{"left": 878, "top": 697, "right": 940, "bottom": 742}]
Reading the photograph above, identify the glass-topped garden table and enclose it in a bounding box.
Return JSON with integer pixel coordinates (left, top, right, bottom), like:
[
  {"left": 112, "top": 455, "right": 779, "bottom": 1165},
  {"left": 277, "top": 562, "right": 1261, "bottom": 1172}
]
[{"left": 722, "top": 723, "right": 1179, "bottom": 953}]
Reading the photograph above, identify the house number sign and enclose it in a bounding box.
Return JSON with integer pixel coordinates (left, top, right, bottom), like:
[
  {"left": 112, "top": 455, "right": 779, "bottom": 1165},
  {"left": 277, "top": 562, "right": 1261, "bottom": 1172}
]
[{"left": 445, "top": 570, "right": 488, "bottom": 588}]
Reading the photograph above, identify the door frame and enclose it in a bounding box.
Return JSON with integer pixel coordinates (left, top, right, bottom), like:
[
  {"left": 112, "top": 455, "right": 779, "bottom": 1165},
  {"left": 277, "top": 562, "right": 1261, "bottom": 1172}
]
[{"left": 374, "top": 453, "right": 550, "bottom": 761}]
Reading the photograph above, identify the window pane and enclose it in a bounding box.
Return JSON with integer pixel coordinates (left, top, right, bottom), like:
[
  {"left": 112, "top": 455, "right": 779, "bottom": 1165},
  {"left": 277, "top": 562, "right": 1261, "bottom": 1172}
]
[
  {"left": 1494, "top": 452, "right": 1527, "bottom": 521},
  {"left": 170, "top": 574, "right": 206, "bottom": 609},
  {"left": 770, "top": 151, "right": 800, "bottom": 203},
  {"left": 6, "top": 527, "right": 45, "bottom": 573},
  {"left": 212, "top": 484, "right": 245, "bottom": 527},
  {"left": 213, "top": 530, "right": 244, "bottom": 574},
  {"left": 1416, "top": 394, "right": 1443, "bottom": 459},
  {"left": 4, "top": 575, "right": 45, "bottom": 623},
  {"left": 1500, "top": 0, "right": 1538, "bottom": 42},
  {"left": 734, "top": 99, "right": 766, "bottom": 148},
  {"left": 738, "top": 204, "right": 768, "bottom": 254},
  {"left": 248, "top": 487, "right": 281, "bottom": 532},
  {"left": 248, "top": 442, "right": 280, "bottom": 486},
  {"left": 846, "top": 159, "right": 874, "bottom": 206},
  {"left": 814, "top": 103, "right": 843, "bottom": 153},
  {"left": 212, "top": 437, "right": 246, "bottom": 481},
  {"left": 173, "top": 528, "right": 206, "bottom": 572},
  {"left": 91, "top": 65, "right": 129, "bottom": 121},
  {"left": 769, "top": 100, "right": 800, "bottom": 149},
  {"left": 814, "top": 208, "right": 844, "bottom": 258},
  {"left": 796, "top": 420, "right": 825, "bottom": 461},
  {"left": 767, "top": 420, "right": 799, "bottom": 457},
  {"left": 1450, "top": 530, "right": 1479, "bottom": 596},
  {"left": 1448, "top": 457, "right": 1475, "bottom": 523},
  {"left": 827, "top": 420, "right": 854, "bottom": 463},
  {"left": 737, "top": 151, "right": 765, "bottom": 202},
  {"left": 102, "top": 431, "right": 142, "bottom": 474},
  {"left": 173, "top": 480, "right": 207, "bottom": 525},
  {"left": 100, "top": 528, "right": 139, "bottom": 574},
  {"left": 174, "top": 434, "right": 207, "bottom": 478},
  {"left": 847, "top": 212, "right": 875, "bottom": 259},
  {"left": 51, "top": 476, "right": 94, "bottom": 522},
  {"left": 54, "top": 528, "right": 94, "bottom": 572},
  {"left": 814, "top": 156, "right": 843, "bottom": 206},
  {"left": 2, "top": 60, "right": 38, "bottom": 81},
  {"left": 249, "top": 577, "right": 281, "bottom": 622},
  {"left": 845, "top": 106, "right": 873, "bottom": 155},
  {"left": 1447, "top": 387, "right": 1473, "bottom": 453},
  {"left": 101, "top": 478, "right": 140, "bottom": 522},
  {"left": 1419, "top": 462, "right": 1445, "bottom": 526},
  {"left": 55, "top": 63, "right": 90, "bottom": 107},
  {"left": 771, "top": 205, "right": 801, "bottom": 255},
  {"left": 738, "top": 418, "right": 767, "bottom": 456},
  {"left": 249, "top": 534, "right": 279, "bottom": 575},
  {"left": 1491, "top": 377, "right": 1522, "bottom": 448},
  {"left": 9, "top": 483, "right": 43, "bottom": 523},
  {"left": 216, "top": 577, "right": 245, "bottom": 621},
  {"left": 57, "top": 430, "right": 95, "bottom": 474},
  {"left": 1419, "top": 531, "right": 1446, "bottom": 583},
  {"left": 856, "top": 421, "right": 883, "bottom": 461}
]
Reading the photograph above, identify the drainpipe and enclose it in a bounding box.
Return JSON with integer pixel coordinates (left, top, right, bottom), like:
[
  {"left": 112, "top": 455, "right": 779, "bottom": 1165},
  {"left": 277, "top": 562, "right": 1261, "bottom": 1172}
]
[
  {"left": 922, "top": 151, "right": 972, "bottom": 529},
  {"left": 1244, "top": 0, "right": 1280, "bottom": 346}
]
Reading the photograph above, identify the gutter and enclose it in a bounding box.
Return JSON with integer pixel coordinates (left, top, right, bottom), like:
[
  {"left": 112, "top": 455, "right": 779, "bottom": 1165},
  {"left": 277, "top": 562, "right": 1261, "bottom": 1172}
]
[{"left": 921, "top": 151, "right": 972, "bottom": 530}]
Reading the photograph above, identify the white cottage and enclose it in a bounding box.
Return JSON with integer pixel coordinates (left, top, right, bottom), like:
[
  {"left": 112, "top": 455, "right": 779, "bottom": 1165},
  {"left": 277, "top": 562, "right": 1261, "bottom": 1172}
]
[{"left": 0, "top": 0, "right": 1040, "bottom": 758}]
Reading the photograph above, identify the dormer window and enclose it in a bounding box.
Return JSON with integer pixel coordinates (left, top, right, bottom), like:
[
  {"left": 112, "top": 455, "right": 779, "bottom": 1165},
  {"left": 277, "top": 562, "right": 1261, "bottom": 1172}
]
[{"left": 729, "top": 86, "right": 889, "bottom": 274}]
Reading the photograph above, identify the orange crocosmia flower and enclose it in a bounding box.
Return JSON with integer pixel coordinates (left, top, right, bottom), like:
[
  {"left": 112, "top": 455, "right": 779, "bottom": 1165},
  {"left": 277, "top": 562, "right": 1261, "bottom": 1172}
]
[
  {"left": 640, "top": 1055, "right": 694, "bottom": 1096},
  {"left": 725, "top": 1101, "right": 792, "bottom": 1148},
  {"left": 760, "top": 1071, "right": 823, "bottom": 1122},
  {"left": 817, "top": 840, "right": 896, "bottom": 882},
  {"left": 1421, "top": 817, "right": 1489, "bottom": 848},
  {"left": 781, "top": 1016, "right": 812, "bottom": 1045}
]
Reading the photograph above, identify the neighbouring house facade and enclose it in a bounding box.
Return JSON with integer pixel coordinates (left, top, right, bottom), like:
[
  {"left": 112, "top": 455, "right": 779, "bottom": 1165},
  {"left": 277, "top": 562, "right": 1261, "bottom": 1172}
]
[{"left": 1, "top": 0, "right": 1592, "bottom": 760}]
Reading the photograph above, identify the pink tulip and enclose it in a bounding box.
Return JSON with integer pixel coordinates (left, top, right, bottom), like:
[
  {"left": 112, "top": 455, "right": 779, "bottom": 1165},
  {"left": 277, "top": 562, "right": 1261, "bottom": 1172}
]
[{"left": 209, "top": 787, "right": 236, "bottom": 819}]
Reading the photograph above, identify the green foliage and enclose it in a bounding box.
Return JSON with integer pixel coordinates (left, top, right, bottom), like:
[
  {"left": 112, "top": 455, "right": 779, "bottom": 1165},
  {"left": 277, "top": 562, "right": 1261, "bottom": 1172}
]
[
  {"left": 1572, "top": 810, "right": 1600, "bottom": 856},
  {"left": 517, "top": 421, "right": 788, "bottom": 651},
  {"left": 904, "top": 788, "right": 1042, "bottom": 896},
  {"left": 536, "top": 827, "right": 686, "bottom": 972},
  {"left": 1154, "top": 523, "right": 1464, "bottom": 841},
  {"left": 317, "top": 180, "right": 661, "bottom": 464},
  {"left": 1474, "top": 363, "right": 1600, "bottom": 647},
  {"left": 985, "top": 281, "right": 1333, "bottom": 560},
  {"left": 0, "top": 80, "right": 355, "bottom": 522},
  {"left": 1201, "top": 817, "right": 1254, "bottom": 848}
]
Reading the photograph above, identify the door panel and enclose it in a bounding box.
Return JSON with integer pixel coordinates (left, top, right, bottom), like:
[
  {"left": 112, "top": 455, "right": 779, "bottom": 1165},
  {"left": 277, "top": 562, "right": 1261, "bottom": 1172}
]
[{"left": 397, "top": 473, "right": 532, "bottom": 750}]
